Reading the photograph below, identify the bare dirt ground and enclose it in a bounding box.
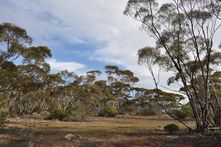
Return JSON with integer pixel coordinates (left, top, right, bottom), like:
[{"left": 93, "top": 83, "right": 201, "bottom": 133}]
[{"left": 0, "top": 116, "right": 220, "bottom": 147}]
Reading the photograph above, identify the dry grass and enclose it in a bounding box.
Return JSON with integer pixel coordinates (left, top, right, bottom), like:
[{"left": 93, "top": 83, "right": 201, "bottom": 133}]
[
  {"left": 7, "top": 115, "right": 195, "bottom": 131},
  {"left": 0, "top": 116, "right": 220, "bottom": 147}
]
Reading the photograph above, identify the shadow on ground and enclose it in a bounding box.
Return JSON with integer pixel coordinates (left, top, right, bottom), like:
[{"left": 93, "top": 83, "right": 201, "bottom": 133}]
[{"left": 0, "top": 126, "right": 221, "bottom": 147}]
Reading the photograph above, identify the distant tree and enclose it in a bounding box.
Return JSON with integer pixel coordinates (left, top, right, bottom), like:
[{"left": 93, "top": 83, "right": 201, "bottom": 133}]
[
  {"left": 105, "top": 65, "right": 139, "bottom": 113},
  {"left": 123, "top": 87, "right": 184, "bottom": 116},
  {"left": 124, "top": 0, "right": 221, "bottom": 132}
]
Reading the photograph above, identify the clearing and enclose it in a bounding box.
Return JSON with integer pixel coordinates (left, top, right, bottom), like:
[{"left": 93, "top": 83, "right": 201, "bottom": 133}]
[{"left": 0, "top": 116, "right": 220, "bottom": 147}]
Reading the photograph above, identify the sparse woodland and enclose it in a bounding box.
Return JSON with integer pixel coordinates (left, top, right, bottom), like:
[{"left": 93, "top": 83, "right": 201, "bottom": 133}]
[
  {"left": 0, "top": 23, "right": 187, "bottom": 124},
  {"left": 0, "top": 2, "right": 221, "bottom": 145}
]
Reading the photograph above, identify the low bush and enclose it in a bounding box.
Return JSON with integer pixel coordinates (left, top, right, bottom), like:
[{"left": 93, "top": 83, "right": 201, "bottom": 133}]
[
  {"left": 39, "top": 111, "right": 50, "bottom": 118},
  {"left": 173, "top": 110, "right": 188, "bottom": 120},
  {"left": 172, "top": 103, "right": 193, "bottom": 120},
  {"left": 48, "top": 108, "right": 69, "bottom": 121},
  {"left": 181, "top": 103, "right": 193, "bottom": 118},
  {"left": 164, "top": 123, "right": 179, "bottom": 133},
  {"left": 0, "top": 111, "right": 7, "bottom": 128},
  {"left": 99, "top": 105, "right": 117, "bottom": 117}
]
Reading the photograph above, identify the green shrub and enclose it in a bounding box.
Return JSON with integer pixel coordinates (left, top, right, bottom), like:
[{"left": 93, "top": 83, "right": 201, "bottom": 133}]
[
  {"left": 71, "top": 103, "right": 93, "bottom": 121},
  {"left": 172, "top": 103, "right": 193, "bottom": 120},
  {"left": 0, "top": 111, "right": 7, "bottom": 128},
  {"left": 39, "top": 111, "right": 50, "bottom": 118},
  {"left": 164, "top": 124, "right": 179, "bottom": 133},
  {"left": 99, "top": 105, "right": 117, "bottom": 117},
  {"left": 215, "top": 129, "right": 221, "bottom": 136},
  {"left": 48, "top": 108, "right": 69, "bottom": 121},
  {"left": 173, "top": 110, "right": 188, "bottom": 120},
  {"left": 181, "top": 103, "right": 193, "bottom": 118}
]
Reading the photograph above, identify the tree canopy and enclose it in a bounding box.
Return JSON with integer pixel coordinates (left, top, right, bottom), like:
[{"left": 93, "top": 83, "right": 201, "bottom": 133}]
[
  {"left": 125, "top": 0, "right": 221, "bottom": 132},
  {"left": 0, "top": 22, "right": 190, "bottom": 128}
]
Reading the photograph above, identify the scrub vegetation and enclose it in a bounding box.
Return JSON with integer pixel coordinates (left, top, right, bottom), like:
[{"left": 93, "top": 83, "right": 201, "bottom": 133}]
[{"left": 1, "top": 0, "right": 221, "bottom": 146}]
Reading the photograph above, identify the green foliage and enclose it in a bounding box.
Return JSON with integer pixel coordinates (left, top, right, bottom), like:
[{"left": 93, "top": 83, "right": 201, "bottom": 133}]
[
  {"left": 71, "top": 103, "right": 94, "bottom": 121},
  {"left": 164, "top": 124, "right": 179, "bottom": 133},
  {"left": 135, "top": 107, "right": 160, "bottom": 116},
  {"left": 172, "top": 103, "right": 193, "bottom": 120},
  {"left": 0, "top": 111, "right": 7, "bottom": 128},
  {"left": 39, "top": 111, "right": 50, "bottom": 117},
  {"left": 124, "top": 0, "right": 221, "bottom": 132},
  {"left": 172, "top": 110, "right": 188, "bottom": 120},
  {"left": 215, "top": 129, "right": 221, "bottom": 136},
  {"left": 145, "top": 107, "right": 161, "bottom": 116},
  {"left": 181, "top": 103, "right": 193, "bottom": 118},
  {"left": 0, "top": 22, "right": 142, "bottom": 121},
  {"left": 48, "top": 108, "right": 69, "bottom": 121},
  {"left": 0, "top": 22, "right": 192, "bottom": 124},
  {"left": 99, "top": 105, "right": 118, "bottom": 117}
]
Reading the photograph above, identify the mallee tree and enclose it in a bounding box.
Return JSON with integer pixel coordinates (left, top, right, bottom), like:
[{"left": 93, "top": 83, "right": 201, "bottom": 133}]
[{"left": 125, "top": 0, "right": 221, "bottom": 132}]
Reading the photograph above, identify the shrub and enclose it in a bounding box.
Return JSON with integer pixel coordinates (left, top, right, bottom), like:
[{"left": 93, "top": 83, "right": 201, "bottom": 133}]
[
  {"left": 48, "top": 108, "right": 69, "bottom": 121},
  {"left": 164, "top": 124, "right": 179, "bottom": 133},
  {"left": 71, "top": 103, "right": 94, "bottom": 121},
  {"left": 215, "top": 129, "right": 221, "bottom": 136},
  {"left": 99, "top": 105, "right": 117, "bottom": 117},
  {"left": 39, "top": 111, "right": 50, "bottom": 118},
  {"left": 173, "top": 103, "right": 193, "bottom": 120},
  {"left": 173, "top": 110, "right": 188, "bottom": 120},
  {"left": 181, "top": 103, "right": 193, "bottom": 118},
  {"left": 0, "top": 111, "right": 7, "bottom": 128}
]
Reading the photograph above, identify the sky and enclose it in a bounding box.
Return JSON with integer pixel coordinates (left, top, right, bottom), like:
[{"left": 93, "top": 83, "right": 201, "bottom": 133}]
[{"left": 0, "top": 0, "right": 220, "bottom": 91}]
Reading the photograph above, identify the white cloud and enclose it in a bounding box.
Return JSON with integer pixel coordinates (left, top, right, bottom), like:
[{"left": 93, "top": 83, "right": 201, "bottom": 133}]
[
  {"left": 47, "top": 59, "right": 86, "bottom": 74},
  {"left": 0, "top": 0, "right": 172, "bottom": 89}
]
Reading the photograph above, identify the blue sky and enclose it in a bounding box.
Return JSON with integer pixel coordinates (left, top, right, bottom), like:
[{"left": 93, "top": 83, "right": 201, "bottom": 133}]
[{"left": 2, "top": 0, "right": 220, "bottom": 90}]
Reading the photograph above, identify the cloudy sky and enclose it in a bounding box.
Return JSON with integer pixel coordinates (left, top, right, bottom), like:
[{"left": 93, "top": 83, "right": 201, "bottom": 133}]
[{"left": 1, "top": 0, "right": 219, "bottom": 90}]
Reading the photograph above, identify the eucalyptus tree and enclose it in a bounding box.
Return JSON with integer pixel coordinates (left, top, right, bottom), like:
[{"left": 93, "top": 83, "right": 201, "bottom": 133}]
[
  {"left": 105, "top": 65, "right": 139, "bottom": 111},
  {"left": 0, "top": 23, "right": 32, "bottom": 96},
  {"left": 105, "top": 65, "right": 139, "bottom": 97},
  {"left": 125, "top": 0, "right": 221, "bottom": 132},
  {"left": 0, "top": 22, "right": 32, "bottom": 65},
  {"left": 0, "top": 22, "right": 58, "bottom": 115}
]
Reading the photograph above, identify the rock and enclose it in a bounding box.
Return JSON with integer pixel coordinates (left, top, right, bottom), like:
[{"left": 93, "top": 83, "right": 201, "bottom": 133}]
[
  {"left": 65, "top": 133, "right": 74, "bottom": 141},
  {"left": 64, "top": 133, "right": 81, "bottom": 141}
]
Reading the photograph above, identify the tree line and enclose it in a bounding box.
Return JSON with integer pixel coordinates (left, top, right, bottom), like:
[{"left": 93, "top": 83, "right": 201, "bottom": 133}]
[{"left": 0, "top": 22, "right": 189, "bottom": 123}]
